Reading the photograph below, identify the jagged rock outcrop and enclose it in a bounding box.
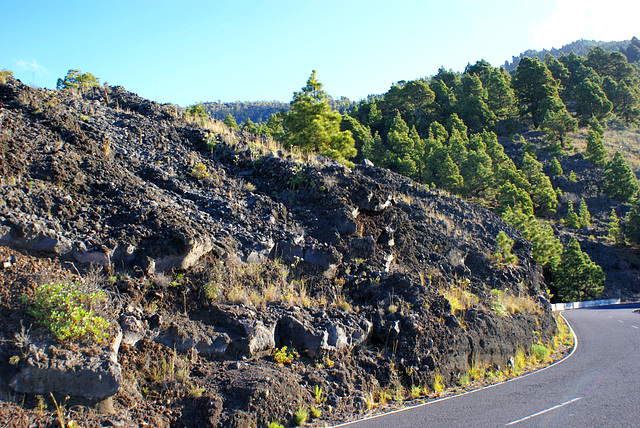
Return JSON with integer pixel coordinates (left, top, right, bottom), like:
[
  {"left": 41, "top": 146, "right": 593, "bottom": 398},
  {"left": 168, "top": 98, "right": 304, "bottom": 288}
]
[{"left": 0, "top": 75, "right": 567, "bottom": 426}]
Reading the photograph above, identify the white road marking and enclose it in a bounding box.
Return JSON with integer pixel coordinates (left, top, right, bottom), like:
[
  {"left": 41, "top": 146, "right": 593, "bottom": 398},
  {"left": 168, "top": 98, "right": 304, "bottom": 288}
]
[
  {"left": 608, "top": 316, "right": 613, "bottom": 319},
  {"left": 618, "top": 320, "right": 624, "bottom": 323},
  {"left": 632, "top": 325, "right": 638, "bottom": 329},
  {"left": 505, "top": 397, "right": 583, "bottom": 426}
]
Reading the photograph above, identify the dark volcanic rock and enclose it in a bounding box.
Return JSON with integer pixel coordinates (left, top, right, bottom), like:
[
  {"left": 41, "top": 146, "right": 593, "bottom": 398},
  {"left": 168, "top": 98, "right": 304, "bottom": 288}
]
[{"left": 0, "top": 75, "right": 577, "bottom": 426}]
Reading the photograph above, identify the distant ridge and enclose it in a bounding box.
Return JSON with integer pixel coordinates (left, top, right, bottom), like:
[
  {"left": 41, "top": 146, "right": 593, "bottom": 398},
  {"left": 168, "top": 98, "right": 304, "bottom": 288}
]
[{"left": 503, "top": 38, "right": 632, "bottom": 72}]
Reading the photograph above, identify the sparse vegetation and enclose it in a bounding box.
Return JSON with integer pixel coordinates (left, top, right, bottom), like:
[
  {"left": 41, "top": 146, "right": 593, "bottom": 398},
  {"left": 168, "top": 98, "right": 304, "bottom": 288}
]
[
  {"left": 272, "top": 346, "right": 298, "bottom": 366},
  {"left": 27, "top": 282, "right": 110, "bottom": 343}
]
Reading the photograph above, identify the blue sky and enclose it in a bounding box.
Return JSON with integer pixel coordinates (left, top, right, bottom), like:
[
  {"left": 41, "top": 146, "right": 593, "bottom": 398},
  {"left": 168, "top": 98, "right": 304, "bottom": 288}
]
[{"left": 2, "top": 0, "right": 638, "bottom": 106}]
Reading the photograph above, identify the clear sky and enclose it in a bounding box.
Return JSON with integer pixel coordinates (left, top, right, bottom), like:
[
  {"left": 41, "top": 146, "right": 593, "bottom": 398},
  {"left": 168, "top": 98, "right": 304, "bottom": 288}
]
[{"left": 2, "top": 0, "right": 638, "bottom": 106}]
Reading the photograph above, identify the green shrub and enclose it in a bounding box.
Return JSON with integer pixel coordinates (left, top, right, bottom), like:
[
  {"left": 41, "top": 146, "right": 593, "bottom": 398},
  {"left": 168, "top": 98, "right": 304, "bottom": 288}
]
[
  {"left": 28, "top": 282, "right": 110, "bottom": 343},
  {"left": 272, "top": 346, "right": 298, "bottom": 366},
  {"left": 0, "top": 69, "right": 13, "bottom": 84},
  {"left": 294, "top": 405, "right": 309, "bottom": 425}
]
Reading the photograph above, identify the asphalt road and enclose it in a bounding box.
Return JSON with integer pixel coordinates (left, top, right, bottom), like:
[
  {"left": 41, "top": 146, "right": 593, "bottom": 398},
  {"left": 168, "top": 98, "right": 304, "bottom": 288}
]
[{"left": 335, "top": 303, "right": 640, "bottom": 427}]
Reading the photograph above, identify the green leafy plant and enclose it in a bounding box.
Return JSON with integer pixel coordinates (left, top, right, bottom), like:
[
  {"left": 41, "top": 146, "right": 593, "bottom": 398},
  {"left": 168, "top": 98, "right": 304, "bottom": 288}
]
[
  {"left": 191, "top": 163, "right": 210, "bottom": 180},
  {"left": 272, "top": 346, "right": 298, "bottom": 366},
  {"left": 310, "top": 406, "right": 321, "bottom": 419},
  {"left": 530, "top": 343, "right": 551, "bottom": 364},
  {"left": 294, "top": 405, "right": 309, "bottom": 425},
  {"left": 314, "top": 385, "right": 327, "bottom": 404},
  {"left": 268, "top": 421, "right": 284, "bottom": 428},
  {"left": 28, "top": 282, "right": 110, "bottom": 343},
  {"left": 433, "top": 371, "right": 445, "bottom": 394}
]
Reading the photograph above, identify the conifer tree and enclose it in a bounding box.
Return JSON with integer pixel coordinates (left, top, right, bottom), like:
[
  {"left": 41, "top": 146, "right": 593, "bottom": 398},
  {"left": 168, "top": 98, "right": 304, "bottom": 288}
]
[
  {"left": 550, "top": 157, "right": 563, "bottom": 176},
  {"left": 624, "top": 199, "right": 640, "bottom": 246},
  {"left": 223, "top": 113, "right": 239, "bottom": 130},
  {"left": 283, "top": 70, "right": 356, "bottom": 164},
  {"left": 565, "top": 202, "right": 581, "bottom": 229},
  {"left": 521, "top": 153, "right": 557, "bottom": 215},
  {"left": 554, "top": 237, "right": 604, "bottom": 302},
  {"left": 572, "top": 78, "right": 613, "bottom": 124},
  {"left": 502, "top": 206, "right": 562, "bottom": 268},
  {"left": 578, "top": 198, "right": 591, "bottom": 227},
  {"left": 496, "top": 182, "right": 534, "bottom": 216},
  {"left": 603, "top": 151, "right": 639, "bottom": 202},
  {"left": 437, "top": 154, "right": 464, "bottom": 194},
  {"left": 494, "top": 231, "right": 517, "bottom": 265},
  {"left": 241, "top": 118, "right": 258, "bottom": 134},
  {"left": 608, "top": 208, "right": 623, "bottom": 245}
]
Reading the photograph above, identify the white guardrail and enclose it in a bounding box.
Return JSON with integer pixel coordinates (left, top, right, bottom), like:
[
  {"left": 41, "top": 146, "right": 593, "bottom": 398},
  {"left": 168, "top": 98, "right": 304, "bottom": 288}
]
[{"left": 551, "top": 298, "right": 621, "bottom": 311}]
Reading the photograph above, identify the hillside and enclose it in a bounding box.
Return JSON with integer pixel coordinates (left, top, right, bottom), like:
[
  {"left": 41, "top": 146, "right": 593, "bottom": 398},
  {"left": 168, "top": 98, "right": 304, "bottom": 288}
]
[
  {"left": 0, "top": 74, "right": 568, "bottom": 427},
  {"left": 502, "top": 38, "right": 634, "bottom": 72}
]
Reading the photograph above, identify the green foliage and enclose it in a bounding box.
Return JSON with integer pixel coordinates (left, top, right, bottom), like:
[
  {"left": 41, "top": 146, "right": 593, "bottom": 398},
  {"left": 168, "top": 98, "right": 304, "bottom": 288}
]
[
  {"left": 493, "top": 231, "right": 517, "bottom": 265},
  {"left": 521, "top": 136, "right": 536, "bottom": 159},
  {"left": 584, "top": 117, "right": 608, "bottom": 166},
  {"left": 565, "top": 203, "right": 581, "bottom": 229},
  {"left": 530, "top": 343, "right": 551, "bottom": 363},
  {"left": 554, "top": 237, "right": 605, "bottom": 302},
  {"left": 241, "top": 117, "right": 258, "bottom": 134},
  {"left": 28, "top": 282, "right": 110, "bottom": 343},
  {"left": 0, "top": 68, "right": 13, "bottom": 84},
  {"left": 521, "top": 153, "right": 557, "bottom": 215},
  {"left": 314, "top": 385, "right": 327, "bottom": 404},
  {"left": 268, "top": 421, "right": 285, "bottom": 428},
  {"left": 572, "top": 78, "right": 613, "bottom": 124},
  {"left": 578, "top": 198, "right": 591, "bottom": 227},
  {"left": 540, "top": 108, "right": 577, "bottom": 150},
  {"left": 608, "top": 208, "right": 624, "bottom": 244},
  {"left": 56, "top": 69, "right": 100, "bottom": 91},
  {"left": 512, "top": 57, "right": 564, "bottom": 127},
  {"left": 624, "top": 199, "right": 640, "bottom": 246},
  {"left": 272, "top": 346, "right": 298, "bottom": 366},
  {"left": 294, "top": 406, "right": 309, "bottom": 425},
  {"left": 502, "top": 206, "right": 562, "bottom": 268},
  {"left": 496, "top": 181, "right": 534, "bottom": 216},
  {"left": 549, "top": 157, "right": 563, "bottom": 176},
  {"left": 284, "top": 70, "right": 356, "bottom": 164},
  {"left": 191, "top": 163, "right": 210, "bottom": 180},
  {"left": 223, "top": 113, "right": 239, "bottom": 130},
  {"left": 490, "top": 289, "right": 508, "bottom": 317},
  {"left": 185, "top": 103, "right": 208, "bottom": 119},
  {"left": 603, "top": 151, "right": 639, "bottom": 202}
]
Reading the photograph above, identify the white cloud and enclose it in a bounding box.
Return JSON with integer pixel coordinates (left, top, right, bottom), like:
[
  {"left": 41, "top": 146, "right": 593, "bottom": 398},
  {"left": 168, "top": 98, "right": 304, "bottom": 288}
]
[
  {"left": 529, "top": 0, "right": 640, "bottom": 50},
  {"left": 15, "top": 58, "right": 48, "bottom": 75}
]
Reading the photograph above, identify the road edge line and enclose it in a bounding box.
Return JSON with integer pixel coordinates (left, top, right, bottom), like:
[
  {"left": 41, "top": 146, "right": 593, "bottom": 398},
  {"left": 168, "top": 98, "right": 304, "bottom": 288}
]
[{"left": 330, "top": 312, "right": 579, "bottom": 428}]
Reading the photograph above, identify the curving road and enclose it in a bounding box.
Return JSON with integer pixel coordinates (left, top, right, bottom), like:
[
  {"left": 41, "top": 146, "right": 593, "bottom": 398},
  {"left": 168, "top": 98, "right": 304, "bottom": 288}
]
[{"left": 336, "top": 303, "right": 640, "bottom": 427}]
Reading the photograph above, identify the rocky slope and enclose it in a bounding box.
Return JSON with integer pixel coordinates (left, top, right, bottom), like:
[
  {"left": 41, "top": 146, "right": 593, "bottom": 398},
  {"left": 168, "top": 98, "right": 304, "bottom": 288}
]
[{"left": 0, "top": 76, "right": 559, "bottom": 427}]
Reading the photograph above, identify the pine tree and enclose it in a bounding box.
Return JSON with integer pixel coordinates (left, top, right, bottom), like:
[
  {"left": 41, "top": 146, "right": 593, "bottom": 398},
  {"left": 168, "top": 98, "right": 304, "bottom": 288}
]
[
  {"left": 494, "top": 231, "right": 517, "bottom": 264},
  {"left": 521, "top": 153, "right": 558, "bottom": 215},
  {"left": 603, "top": 151, "right": 639, "bottom": 202},
  {"left": 578, "top": 198, "right": 591, "bottom": 227},
  {"left": 223, "top": 113, "right": 239, "bottom": 130},
  {"left": 585, "top": 118, "right": 609, "bottom": 166},
  {"left": 283, "top": 71, "right": 356, "bottom": 164},
  {"left": 554, "top": 237, "right": 605, "bottom": 302},
  {"left": 549, "top": 157, "right": 563, "bottom": 176},
  {"left": 496, "top": 182, "right": 534, "bottom": 216},
  {"left": 565, "top": 203, "right": 581, "bottom": 229},
  {"left": 624, "top": 199, "right": 640, "bottom": 246},
  {"left": 437, "top": 154, "right": 464, "bottom": 194},
  {"left": 502, "top": 206, "right": 562, "bottom": 268},
  {"left": 241, "top": 118, "right": 258, "bottom": 134},
  {"left": 572, "top": 78, "right": 613, "bottom": 124},
  {"left": 608, "top": 208, "right": 623, "bottom": 245}
]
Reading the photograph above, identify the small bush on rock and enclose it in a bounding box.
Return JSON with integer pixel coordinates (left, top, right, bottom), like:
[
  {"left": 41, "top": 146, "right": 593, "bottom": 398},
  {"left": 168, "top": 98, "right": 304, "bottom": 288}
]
[{"left": 27, "top": 282, "right": 110, "bottom": 343}]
